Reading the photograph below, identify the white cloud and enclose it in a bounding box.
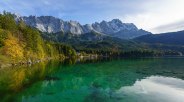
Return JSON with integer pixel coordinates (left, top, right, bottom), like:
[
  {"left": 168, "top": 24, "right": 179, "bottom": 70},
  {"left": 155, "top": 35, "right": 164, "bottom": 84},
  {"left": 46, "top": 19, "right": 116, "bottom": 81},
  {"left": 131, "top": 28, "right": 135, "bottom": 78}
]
[
  {"left": 115, "top": 76, "right": 184, "bottom": 102},
  {"left": 0, "top": 0, "right": 184, "bottom": 33},
  {"left": 121, "top": 0, "right": 184, "bottom": 33}
]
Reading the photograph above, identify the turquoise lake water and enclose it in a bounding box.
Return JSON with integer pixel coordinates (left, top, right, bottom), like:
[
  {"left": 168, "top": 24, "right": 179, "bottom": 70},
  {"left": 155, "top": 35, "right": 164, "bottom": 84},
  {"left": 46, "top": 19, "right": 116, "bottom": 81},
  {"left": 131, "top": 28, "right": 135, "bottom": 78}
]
[{"left": 1, "top": 58, "right": 184, "bottom": 102}]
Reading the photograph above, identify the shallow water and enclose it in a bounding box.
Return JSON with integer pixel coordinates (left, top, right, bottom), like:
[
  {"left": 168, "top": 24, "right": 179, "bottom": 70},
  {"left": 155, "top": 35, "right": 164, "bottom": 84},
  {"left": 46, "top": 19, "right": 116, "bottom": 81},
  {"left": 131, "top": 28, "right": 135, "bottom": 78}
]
[{"left": 1, "top": 58, "right": 184, "bottom": 102}]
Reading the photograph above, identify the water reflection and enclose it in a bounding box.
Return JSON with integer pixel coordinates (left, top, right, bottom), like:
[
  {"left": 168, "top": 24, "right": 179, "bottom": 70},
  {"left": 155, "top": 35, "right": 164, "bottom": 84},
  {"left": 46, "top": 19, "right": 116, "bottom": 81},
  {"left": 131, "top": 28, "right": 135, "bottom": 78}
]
[
  {"left": 0, "top": 60, "right": 62, "bottom": 102},
  {"left": 114, "top": 76, "right": 184, "bottom": 102},
  {"left": 1, "top": 58, "right": 184, "bottom": 102}
]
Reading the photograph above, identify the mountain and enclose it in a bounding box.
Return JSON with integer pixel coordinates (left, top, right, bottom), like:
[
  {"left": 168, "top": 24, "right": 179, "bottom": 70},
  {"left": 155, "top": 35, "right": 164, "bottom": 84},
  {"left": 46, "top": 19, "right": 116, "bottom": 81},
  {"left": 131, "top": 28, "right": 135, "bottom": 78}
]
[
  {"left": 134, "top": 30, "right": 184, "bottom": 45},
  {"left": 134, "top": 30, "right": 184, "bottom": 54},
  {"left": 41, "top": 31, "right": 145, "bottom": 51},
  {"left": 15, "top": 15, "right": 151, "bottom": 39},
  {"left": 0, "top": 12, "right": 180, "bottom": 64}
]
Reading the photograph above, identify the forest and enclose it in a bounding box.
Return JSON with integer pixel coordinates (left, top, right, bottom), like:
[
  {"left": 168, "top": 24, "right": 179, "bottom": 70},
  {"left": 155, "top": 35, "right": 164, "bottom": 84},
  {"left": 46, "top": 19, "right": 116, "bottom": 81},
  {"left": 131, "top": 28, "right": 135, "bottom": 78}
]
[{"left": 0, "top": 12, "right": 76, "bottom": 67}]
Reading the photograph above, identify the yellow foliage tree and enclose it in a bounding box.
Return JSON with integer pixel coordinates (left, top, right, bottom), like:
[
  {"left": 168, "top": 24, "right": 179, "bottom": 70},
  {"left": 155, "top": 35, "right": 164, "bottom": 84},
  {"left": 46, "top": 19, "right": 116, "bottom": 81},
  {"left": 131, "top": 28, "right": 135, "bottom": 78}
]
[{"left": 2, "top": 35, "right": 24, "bottom": 59}]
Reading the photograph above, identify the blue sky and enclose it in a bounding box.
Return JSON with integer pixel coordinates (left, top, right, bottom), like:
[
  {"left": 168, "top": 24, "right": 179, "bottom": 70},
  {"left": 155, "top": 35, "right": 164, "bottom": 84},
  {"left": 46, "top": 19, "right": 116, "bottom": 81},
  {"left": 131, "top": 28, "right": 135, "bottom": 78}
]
[{"left": 0, "top": 0, "right": 184, "bottom": 33}]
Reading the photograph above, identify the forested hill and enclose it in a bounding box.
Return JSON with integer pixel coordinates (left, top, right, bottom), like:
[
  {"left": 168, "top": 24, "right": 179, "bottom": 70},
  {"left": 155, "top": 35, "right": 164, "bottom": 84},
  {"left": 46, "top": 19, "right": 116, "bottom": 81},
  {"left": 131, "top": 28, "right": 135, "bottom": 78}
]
[
  {"left": 0, "top": 12, "right": 76, "bottom": 66},
  {"left": 134, "top": 31, "right": 184, "bottom": 45},
  {"left": 133, "top": 31, "right": 184, "bottom": 54}
]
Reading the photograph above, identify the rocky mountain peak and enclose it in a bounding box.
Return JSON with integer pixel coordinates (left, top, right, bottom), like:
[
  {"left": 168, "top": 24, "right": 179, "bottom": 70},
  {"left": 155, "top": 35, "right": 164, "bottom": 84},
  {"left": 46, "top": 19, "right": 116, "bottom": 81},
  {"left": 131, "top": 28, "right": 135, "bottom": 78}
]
[
  {"left": 110, "top": 19, "right": 122, "bottom": 24},
  {"left": 15, "top": 15, "right": 151, "bottom": 39}
]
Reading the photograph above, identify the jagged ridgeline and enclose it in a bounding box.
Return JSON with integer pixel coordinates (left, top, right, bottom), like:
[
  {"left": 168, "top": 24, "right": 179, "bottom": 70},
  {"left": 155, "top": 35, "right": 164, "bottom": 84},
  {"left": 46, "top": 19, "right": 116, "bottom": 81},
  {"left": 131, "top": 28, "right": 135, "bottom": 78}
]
[
  {"left": 0, "top": 12, "right": 76, "bottom": 64},
  {"left": 1, "top": 12, "right": 178, "bottom": 66}
]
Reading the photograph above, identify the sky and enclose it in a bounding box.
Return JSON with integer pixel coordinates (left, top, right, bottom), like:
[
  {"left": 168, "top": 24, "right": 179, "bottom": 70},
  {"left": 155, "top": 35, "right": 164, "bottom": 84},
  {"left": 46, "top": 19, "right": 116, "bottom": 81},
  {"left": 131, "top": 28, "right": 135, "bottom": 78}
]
[{"left": 0, "top": 0, "right": 184, "bottom": 34}]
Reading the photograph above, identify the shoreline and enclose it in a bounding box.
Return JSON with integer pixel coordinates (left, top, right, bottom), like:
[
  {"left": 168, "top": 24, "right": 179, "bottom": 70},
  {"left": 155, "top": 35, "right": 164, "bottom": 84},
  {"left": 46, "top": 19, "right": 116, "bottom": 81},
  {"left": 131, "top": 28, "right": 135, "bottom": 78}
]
[
  {"left": 0, "top": 57, "right": 63, "bottom": 69},
  {"left": 1, "top": 54, "right": 183, "bottom": 69}
]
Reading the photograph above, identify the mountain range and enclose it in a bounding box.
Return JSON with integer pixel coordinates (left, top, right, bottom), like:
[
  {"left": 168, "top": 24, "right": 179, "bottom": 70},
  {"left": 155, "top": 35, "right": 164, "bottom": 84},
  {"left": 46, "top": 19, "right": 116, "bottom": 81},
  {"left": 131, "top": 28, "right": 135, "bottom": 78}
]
[
  {"left": 1, "top": 12, "right": 184, "bottom": 60},
  {"left": 14, "top": 15, "right": 151, "bottom": 39},
  {"left": 134, "top": 30, "right": 184, "bottom": 54},
  {"left": 12, "top": 13, "right": 184, "bottom": 54},
  {"left": 135, "top": 30, "right": 184, "bottom": 45}
]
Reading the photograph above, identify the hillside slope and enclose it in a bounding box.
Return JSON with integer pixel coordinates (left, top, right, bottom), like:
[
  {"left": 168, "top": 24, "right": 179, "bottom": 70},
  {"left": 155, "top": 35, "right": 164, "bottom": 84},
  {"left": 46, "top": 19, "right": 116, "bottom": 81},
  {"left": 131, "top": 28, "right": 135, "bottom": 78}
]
[
  {"left": 134, "top": 31, "right": 184, "bottom": 54},
  {"left": 135, "top": 31, "right": 184, "bottom": 45},
  {"left": 0, "top": 12, "right": 76, "bottom": 67}
]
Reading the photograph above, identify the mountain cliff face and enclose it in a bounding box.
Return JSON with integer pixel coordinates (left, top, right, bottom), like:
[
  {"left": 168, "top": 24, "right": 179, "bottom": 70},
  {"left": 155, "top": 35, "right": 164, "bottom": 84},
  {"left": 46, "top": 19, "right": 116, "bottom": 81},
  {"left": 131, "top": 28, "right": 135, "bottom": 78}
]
[{"left": 15, "top": 15, "right": 151, "bottom": 39}]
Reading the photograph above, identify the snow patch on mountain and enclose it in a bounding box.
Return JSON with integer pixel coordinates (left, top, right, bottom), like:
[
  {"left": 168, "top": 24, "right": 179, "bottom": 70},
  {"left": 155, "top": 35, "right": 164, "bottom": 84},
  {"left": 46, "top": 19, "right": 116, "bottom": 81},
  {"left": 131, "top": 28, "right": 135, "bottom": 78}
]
[{"left": 15, "top": 15, "right": 151, "bottom": 39}]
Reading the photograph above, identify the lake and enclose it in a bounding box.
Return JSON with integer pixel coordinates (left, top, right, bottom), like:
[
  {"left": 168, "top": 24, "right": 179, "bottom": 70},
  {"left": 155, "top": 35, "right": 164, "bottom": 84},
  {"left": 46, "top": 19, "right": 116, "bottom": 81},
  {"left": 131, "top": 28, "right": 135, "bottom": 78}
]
[{"left": 1, "top": 57, "right": 184, "bottom": 102}]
